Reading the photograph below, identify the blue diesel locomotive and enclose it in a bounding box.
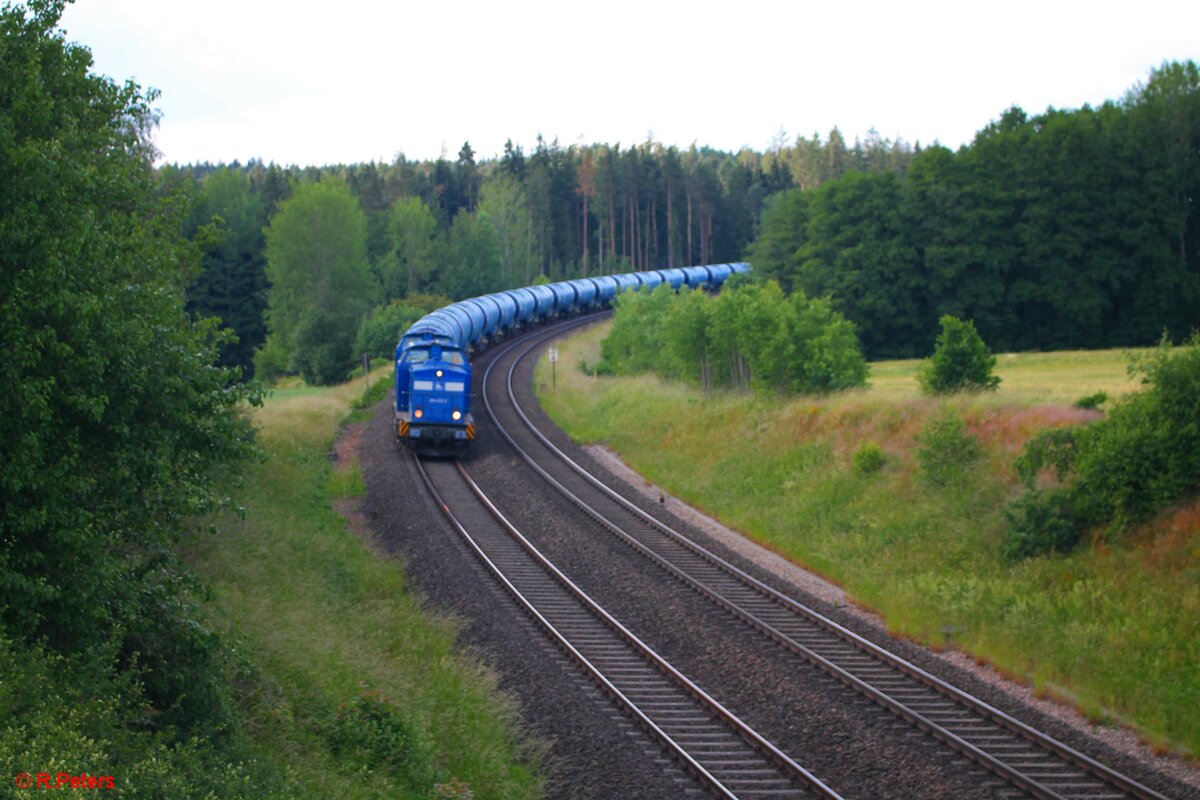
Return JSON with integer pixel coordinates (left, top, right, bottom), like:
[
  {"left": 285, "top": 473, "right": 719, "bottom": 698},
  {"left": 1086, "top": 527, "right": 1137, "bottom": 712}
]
[{"left": 394, "top": 263, "right": 749, "bottom": 451}]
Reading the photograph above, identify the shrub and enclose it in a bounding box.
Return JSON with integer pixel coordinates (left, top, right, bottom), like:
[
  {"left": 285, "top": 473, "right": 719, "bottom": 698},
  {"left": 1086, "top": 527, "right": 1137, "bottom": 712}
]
[
  {"left": 915, "top": 406, "right": 981, "bottom": 486},
  {"left": 599, "top": 281, "right": 867, "bottom": 395},
  {"left": 919, "top": 315, "right": 1001, "bottom": 394},
  {"left": 1001, "top": 489, "right": 1082, "bottom": 560},
  {"left": 1003, "top": 334, "right": 1200, "bottom": 559},
  {"left": 294, "top": 313, "right": 354, "bottom": 386},
  {"left": 327, "top": 690, "right": 432, "bottom": 789},
  {"left": 1074, "top": 391, "right": 1109, "bottom": 410},
  {"left": 852, "top": 441, "right": 887, "bottom": 475},
  {"left": 354, "top": 301, "right": 428, "bottom": 361}
]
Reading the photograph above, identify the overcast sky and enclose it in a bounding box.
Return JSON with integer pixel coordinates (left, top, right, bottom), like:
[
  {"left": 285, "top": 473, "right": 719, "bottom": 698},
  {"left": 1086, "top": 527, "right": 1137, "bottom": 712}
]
[{"left": 59, "top": 0, "right": 1198, "bottom": 166}]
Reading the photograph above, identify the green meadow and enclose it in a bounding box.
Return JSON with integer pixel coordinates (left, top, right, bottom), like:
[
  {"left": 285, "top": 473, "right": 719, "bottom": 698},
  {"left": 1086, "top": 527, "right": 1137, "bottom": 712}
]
[
  {"left": 183, "top": 369, "right": 542, "bottom": 800},
  {"left": 537, "top": 322, "right": 1200, "bottom": 758}
]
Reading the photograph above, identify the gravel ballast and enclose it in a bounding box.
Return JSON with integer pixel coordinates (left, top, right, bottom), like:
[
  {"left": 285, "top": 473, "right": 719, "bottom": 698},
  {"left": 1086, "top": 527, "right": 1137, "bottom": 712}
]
[{"left": 357, "top": 325, "right": 1200, "bottom": 800}]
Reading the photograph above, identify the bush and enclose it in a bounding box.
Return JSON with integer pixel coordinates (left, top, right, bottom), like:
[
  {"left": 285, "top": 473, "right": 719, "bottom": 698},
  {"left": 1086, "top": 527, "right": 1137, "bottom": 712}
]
[
  {"left": 1001, "top": 489, "right": 1082, "bottom": 560},
  {"left": 0, "top": 632, "right": 287, "bottom": 800},
  {"left": 1074, "top": 391, "right": 1109, "bottom": 410},
  {"left": 919, "top": 315, "right": 1001, "bottom": 394},
  {"left": 1003, "top": 334, "right": 1200, "bottom": 559},
  {"left": 852, "top": 441, "right": 887, "bottom": 475},
  {"left": 294, "top": 313, "right": 354, "bottom": 386},
  {"left": 354, "top": 301, "right": 428, "bottom": 361},
  {"left": 327, "top": 690, "right": 432, "bottom": 789},
  {"left": 599, "top": 280, "right": 867, "bottom": 395},
  {"left": 915, "top": 406, "right": 981, "bottom": 486}
]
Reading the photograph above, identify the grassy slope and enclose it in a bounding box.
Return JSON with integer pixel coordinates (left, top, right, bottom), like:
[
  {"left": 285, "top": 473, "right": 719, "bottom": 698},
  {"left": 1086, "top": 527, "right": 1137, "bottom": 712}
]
[
  {"left": 183, "top": 370, "right": 542, "bottom": 800},
  {"left": 537, "top": 322, "right": 1200, "bottom": 758}
]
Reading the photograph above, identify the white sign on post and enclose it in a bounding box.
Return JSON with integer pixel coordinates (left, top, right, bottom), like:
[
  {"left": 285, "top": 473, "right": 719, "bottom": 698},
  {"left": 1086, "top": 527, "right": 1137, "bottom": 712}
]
[{"left": 548, "top": 346, "right": 559, "bottom": 363}]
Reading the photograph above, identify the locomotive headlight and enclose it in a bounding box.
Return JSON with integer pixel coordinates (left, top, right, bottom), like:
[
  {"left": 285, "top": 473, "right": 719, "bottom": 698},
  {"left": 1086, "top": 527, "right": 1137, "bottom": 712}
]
[
  {"left": 436, "top": 369, "right": 443, "bottom": 378},
  {"left": 414, "top": 409, "right": 423, "bottom": 419},
  {"left": 452, "top": 410, "right": 462, "bottom": 421}
]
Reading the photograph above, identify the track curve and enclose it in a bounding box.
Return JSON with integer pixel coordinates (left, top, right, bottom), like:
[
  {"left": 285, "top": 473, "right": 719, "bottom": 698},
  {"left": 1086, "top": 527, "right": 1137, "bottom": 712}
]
[
  {"left": 413, "top": 450, "right": 842, "bottom": 799},
  {"left": 477, "top": 318, "right": 1176, "bottom": 800}
]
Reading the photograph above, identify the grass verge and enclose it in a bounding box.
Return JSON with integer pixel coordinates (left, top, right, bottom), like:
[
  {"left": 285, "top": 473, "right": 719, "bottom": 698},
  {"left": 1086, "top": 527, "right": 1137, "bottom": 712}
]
[
  {"left": 183, "top": 367, "right": 543, "bottom": 800},
  {"left": 538, "top": 322, "right": 1200, "bottom": 759}
]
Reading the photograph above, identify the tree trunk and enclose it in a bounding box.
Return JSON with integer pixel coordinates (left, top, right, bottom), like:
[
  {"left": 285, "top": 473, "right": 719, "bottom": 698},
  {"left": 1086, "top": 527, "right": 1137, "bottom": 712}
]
[
  {"left": 582, "top": 193, "right": 589, "bottom": 277},
  {"left": 666, "top": 176, "right": 674, "bottom": 269},
  {"left": 686, "top": 191, "right": 693, "bottom": 266}
]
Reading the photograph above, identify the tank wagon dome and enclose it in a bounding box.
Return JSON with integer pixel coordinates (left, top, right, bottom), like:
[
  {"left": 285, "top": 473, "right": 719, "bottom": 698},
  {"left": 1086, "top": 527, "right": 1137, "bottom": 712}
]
[
  {"left": 658, "top": 267, "right": 687, "bottom": 289},
  {"left": 681, "top": 265, "right": 712, "bottom": 288},
  {"left": 423, "top": 308, "right": 468, "bottom": 350},
  {"left": 705, "top": 263, "right": 734, "bottom": 286},
  {"left": 526, "top": 284, "right": 557, "bottom": 319},
  {"left": 507, "top": 287, "right": 538, "bottom": 327},
  {"left": 634, "top": 270, "right": 664, "bottom": 291},
  {"left": 482, "top": 293, "right": 518, "bottom": 331},
  {"left": 448, "top": 299, "right": 489, "bottom": 346},
  {"left": 400, "top": 316, "right": 457, "bottom": 350},
  {"left": 611, "top": 273, "right": 639, "bottom": 294},
  {"left": 547, "top": 282, "right": 578, "bottom": 314},
  {"left": 588, "top": 275, "right": 619, "bottom": 304},
  {"left": 463, "top": 296, "right": 501, "bottom": 340},
  {"left": 568, "top": 278, "right": 598, "bottom": 308}
]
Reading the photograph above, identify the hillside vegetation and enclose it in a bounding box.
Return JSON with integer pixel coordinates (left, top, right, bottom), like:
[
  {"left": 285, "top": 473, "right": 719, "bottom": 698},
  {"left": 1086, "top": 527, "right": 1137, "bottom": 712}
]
[
  {"left": 537, "top": 322, "right": 1200, "bottom": 758},
  {"left": 180, "top": 370, "right": 543, "bottom": 799}
]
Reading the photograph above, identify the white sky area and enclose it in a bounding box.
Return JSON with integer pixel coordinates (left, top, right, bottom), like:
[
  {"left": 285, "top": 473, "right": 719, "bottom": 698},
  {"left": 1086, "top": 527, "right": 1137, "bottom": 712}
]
[{"left": 59, "top": 0, "right": 1199, "bottom": 166}]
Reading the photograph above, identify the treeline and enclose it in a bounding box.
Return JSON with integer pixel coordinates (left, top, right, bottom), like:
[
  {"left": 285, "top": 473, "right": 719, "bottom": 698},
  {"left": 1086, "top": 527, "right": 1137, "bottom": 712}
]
[
  {"left": 598, "top": 280, "right": 868, "bottom": 394},
  {"left": 2, "top": 4, "right": 275, "bottom": 794},
  {"left": 168, "top": 129, "right": 917, "bottom": 380},
  {"left": 749, "top": 61, "right": 1200, "bottom": 359}
]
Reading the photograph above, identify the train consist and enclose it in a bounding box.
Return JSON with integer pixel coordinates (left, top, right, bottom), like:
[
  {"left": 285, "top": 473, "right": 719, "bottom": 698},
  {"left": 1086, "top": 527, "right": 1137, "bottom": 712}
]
[{"left": 394, "top": 263, "right": 750, "bottom": 452}]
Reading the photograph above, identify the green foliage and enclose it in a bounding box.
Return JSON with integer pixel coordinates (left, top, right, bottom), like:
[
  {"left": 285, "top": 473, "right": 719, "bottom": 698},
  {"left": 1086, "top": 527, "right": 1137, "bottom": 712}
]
[
  {"left": 600, "top": 281, "right": 867, "bottom": 395},
  {"left": 539, "top": 323, "right": 1200, "bottom": 756},
  {"left": 1004, "top": 335, "right": 1200, "bottom": 558},
  {"left": 381, "top": 196, "right": 444, "bottom": 299},
  {"left": 919, "top": 315, "right": 1001, "bottom": 394},
  {"left": 354, "top": 295, "right": 454, "bottom": 361},
  {"left": 326, "top": 690, "right": 432, "bottom": 788},
  {"left": 749, "top": 61, "right": 1200, "bottom": 358},
  {"left": 191, "top": 380, "right": 543, "bottom": 800},
  {"left": 0, "top": 633, "right": 291, "bottom": 800},
  {"left": 1001, "top": 489, "right": 1082, "bottom": 561},
  {"left": 1074, "top": 391, "right": 1109, "bottom": 410},
  {"left": 442, "top": 209, "right": 502, "bottom": 299},
  {"left": 852, "top": 441, "right": 887, "bottom": 475},
  {"left": 0, "top": 0, "right": 259, "bottom": 742},
  {"left": 915, "top": 406, "right": 981, "bottom": 486},
  {"left": 294, "top": 313, "right": 355, "bottom": 386},
  {"left": 184, "top": 168, "right": 268, "bottom": 376},
  {"left": 261, "top": 178, "right": 376, "bottom": 385}
]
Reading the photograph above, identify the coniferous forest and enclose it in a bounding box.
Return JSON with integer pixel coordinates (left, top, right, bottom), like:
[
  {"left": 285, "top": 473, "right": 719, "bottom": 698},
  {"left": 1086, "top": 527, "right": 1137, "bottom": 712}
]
[{"left": 172, "top": 60, "right": 1198, "bottom": 382}]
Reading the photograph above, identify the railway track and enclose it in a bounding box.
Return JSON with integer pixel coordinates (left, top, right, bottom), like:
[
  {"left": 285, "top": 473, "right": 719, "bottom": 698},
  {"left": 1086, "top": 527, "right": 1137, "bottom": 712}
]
[
  {"left": 477, "top": 317, "right": 1175, "bottom": 800},
  {"left": 413, "top": 453, "right": 842, "bottom": 799}
]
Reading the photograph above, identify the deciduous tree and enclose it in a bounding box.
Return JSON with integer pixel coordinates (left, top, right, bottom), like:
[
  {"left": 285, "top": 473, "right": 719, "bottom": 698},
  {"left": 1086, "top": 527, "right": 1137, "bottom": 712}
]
[{"left": 259, "top": 178, "right": 375, "bottom": 384}]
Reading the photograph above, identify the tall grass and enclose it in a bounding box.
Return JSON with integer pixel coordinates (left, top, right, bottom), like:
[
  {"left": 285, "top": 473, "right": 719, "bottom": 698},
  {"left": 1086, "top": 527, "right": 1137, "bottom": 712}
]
[
  {"left": 538, "top": 322, "right": 1199, "bottom": 757},
  {"left": 183, "top": 368, "right": 542, "bottom": 800}
]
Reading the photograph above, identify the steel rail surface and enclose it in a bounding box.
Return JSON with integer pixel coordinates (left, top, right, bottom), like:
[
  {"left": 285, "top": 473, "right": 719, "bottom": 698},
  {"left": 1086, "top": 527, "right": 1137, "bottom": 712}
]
[
  {"left": 411, "top": 435, "right": 842, "bottom": 799},
  {"left": 481, "top": 318, "right": 1172, "bottom": 800}
]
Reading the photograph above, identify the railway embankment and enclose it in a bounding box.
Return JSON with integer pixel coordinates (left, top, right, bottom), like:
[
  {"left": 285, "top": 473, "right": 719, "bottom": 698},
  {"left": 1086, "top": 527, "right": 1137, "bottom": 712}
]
[
  {"left": 535, "top": 321, "right": 1200, "bottom": 765},
  {"left": 182, "top": 369, "right": 543, "bottom": 800}
]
